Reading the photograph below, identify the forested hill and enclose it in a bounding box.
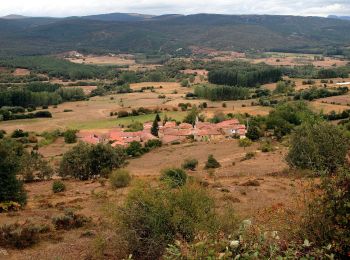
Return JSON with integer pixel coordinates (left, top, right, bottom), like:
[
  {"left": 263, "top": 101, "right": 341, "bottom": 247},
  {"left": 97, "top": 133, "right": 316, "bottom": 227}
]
[{"left": 1, "top": 13, "right": 350, "bottom": 55}]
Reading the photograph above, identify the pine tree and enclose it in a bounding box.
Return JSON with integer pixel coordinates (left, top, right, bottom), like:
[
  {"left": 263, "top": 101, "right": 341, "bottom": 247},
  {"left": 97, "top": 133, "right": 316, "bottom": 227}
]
[
  {"left": 155, "top": 113, "right": 161, "bottom": 122},
  {"left": 151, "top": 117, "right": 159, "bottom": 137}
]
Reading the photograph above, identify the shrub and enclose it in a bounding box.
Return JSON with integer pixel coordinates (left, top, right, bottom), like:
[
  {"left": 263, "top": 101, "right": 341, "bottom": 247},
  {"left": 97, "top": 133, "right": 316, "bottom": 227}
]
[
  {"left": 144, "top": 139, "right": 162, "bottom": 149},
  {"left": 259, "top": 141, "right": 274, "bottom": 153},
  {"left": 182, "top": 158, "right": 198, "bottom": 171},
  {"left": 0, "top": 130, "right": 6, "bottom": 139},
  {"left": 0, "top": 222, "right": 50, "bottom": 249},
  {"left": 160, "top": 168, "right": 187, "bottom": 188},
  {"left": 241, "top": 152, "right": 256, "bottom": 161},
  {"left": 205, "top": 154, "right": 221, "bottom": 169},
  {"left": 52, "top": 210, "right": 90, "bottom": 230},
  {"left": 11, "top": 129, "right": 28, "bottom": 138},
  {"left": 109, "top": 169, "right": 131, "bottom": 189},
  {"left": 287, "top": 122, "right": 349, "bottom": 173},
  {"left": 125, "top": 141, "right": 144, "bottom": 157},
  {"left": 246, "top": 125, "right": 262, "bottom": 141},
  {"left": 239, "top": 138, "right": 252, "bottom": 148},
  {"left": 117, "top": 110, "right": 129, "bottom": 118},
  {"left": 52, "top": 180, "right": 66, "bottom": 193},
  {"left": 117, "top": 183, "right": 216, "bottom": 259},
  {"left": 59, "top": 143, "right": 126, "bottom": 180},
  {"left": 302, "top": 168, "right": 350, "bottom": 257},
  {"left": 64, "top": 129, "right": 77, "bottom": 143},
  {"left": 0, "top": 201, "right": 21, "bottom": 213},
  {"left": 34, "top": 111, "right": 52, "bottom": 118}
]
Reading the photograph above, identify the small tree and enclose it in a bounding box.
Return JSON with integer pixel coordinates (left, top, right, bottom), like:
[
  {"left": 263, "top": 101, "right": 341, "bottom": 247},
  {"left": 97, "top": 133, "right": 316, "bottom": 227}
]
[
  {"left": 205, "top": 155, "right": 221, "bottom": 169},
  {"left": 155, "top": 113, "right": 161, "bottom": 122},
  {"left": 287, "top": 122, "right": 349, "bottom": 173},
  {"left": 246, "top": 125, "right": 262, "bottom": 141},
  {"left": 64, "top": 129, "right": 77, "bottom": 144},
  {"left": 151, "top": 116, "right": 159, "bottom": 137},
  {"left": 0, "top": 139, "right": 27, "bottom": 205}
]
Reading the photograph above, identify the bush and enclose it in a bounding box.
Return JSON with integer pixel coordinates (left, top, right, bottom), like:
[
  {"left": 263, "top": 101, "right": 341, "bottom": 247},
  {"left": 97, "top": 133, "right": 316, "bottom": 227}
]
[
  {"left": 0, "top": 222, "right": 49, "bottom": 249},
  {"left": 205, "top": 154, "right": 221, "bottom": 169},
  {"left": 125, "top": 141, "right": 144, "bottom": 157},
  {"left": 109, "top": 169, "right": 131, "bottom": 189},
  {"left": 34, "top": 111, "right": 52, "bottom": 118},
  {"left": 52, "top": 210, "right": 90, "bottom": 230},
  {"left": 11, "top": 129, "right": 28, "bottom": 138},
  {"left": 117, "top": 183, "right": 216, "bottom": 259},
  {"left": 64, "top": 129, "right": 77, "bottom": 143},
  {"left": 0, "top": 130, "right": 6, "bottom": 139},
  {"left": 241, "top": 152, "right": 256, "bottom": 161},
  {"left": 160, "top": 168, "right": 187, "bottom": 188},
  {"left": 144, "top": 139, "right": 162, "bottom": 150},
  {"left": 302, "top": 168, "right": 350, "bottom": 257},
  {"left": 287, "top": 122, "right": 349, "bottom": 173},
  {"left": 259, "top": 141, "right": 274, "bottom": 152},
  {"left": 239, "top": 138, "right": 252, "bottom": 148},
  {"left": 52, "top": 180, "right": 66, "bottom": 193},
  {"left": 59, "top": 143, "right": 126, "bottom": 180},
  {"left": 182, "top": 158, "right": 198, "bottom": 171}
]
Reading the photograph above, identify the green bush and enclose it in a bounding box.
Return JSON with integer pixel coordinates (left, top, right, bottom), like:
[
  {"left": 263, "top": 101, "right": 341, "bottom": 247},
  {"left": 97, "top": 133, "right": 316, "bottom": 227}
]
[
  {"left": 52, "top": 180, "right": 66, "bottom": 193},
  {"left": 302, "top": 168, "right": 350, "bottom": 257},
  {"left": 11, "top": 129, "right": 28, "bottom": 138},
  {"left": 64, "top": 129, "right": 77, "bottom": 144},
  {"left": 144, "top": 139, "right": 162, "bottom": 149},
  {"left": 109, "top": 169, "right": 131, "bottom": 189},
  {"left": 125, "top": 141, "right": 144, "bottom": 157},
  {"left": 117, "top": 183, "right": 217, "bottom": 259},
  {"left": 0, "top": 130, "right": 5, "bottom": 139},
  {"left": 241, "top": 152, "right": 256, "bottom": 161},
  {"left": 182, "top": 158, "right": 198, "bottom": 171},
  {"left": 287, "top": 122, "right": 349, "bottom": 173},
  {"left": 59, "top": 143, "right": 126, "bottom": 180},
  {"left": 239, "top": 138, "right": 252, "bottom": 148},
  {"left": 160, "top": 168, "right": 187, "bottom": 188},
  {"left": 259, "top": 141, "right": 274, "bottom": 153},
  {"left": 205, "top": 154, "right": 221, "bottom": 169},
  {"left": 19, "top": 151, "right": 54, "bottom": 182},
  {"left": 52, "top": 210, "right": 90, "bottom": 230}
]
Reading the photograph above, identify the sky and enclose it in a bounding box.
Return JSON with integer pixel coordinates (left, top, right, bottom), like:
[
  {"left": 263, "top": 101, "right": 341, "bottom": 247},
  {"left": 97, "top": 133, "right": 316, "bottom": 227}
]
[{"left": 1, "top": 0, "right": 350, "bottom": 17}]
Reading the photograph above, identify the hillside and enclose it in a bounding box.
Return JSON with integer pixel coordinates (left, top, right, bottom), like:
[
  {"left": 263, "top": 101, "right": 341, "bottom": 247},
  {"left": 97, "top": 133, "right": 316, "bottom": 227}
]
[{"left": 1, "top": 13, "right": 350, "bottom": 55}]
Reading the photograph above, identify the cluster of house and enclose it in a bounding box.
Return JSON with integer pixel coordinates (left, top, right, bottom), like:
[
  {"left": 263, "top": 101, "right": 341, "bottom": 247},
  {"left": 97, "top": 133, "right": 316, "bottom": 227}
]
[{"left": 79, "top": 118, "right": 246, "bottom": 147}]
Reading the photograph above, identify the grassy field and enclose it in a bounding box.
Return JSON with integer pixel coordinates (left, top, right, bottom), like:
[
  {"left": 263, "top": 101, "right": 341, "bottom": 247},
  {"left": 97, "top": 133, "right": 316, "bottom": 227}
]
[{"left": 69, "top": 111, "right": 187, "bottom": 129}]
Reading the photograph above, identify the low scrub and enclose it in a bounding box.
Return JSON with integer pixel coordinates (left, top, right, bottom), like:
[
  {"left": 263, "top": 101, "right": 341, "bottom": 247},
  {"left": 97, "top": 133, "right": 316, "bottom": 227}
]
[
  {"left": 182, "top": 158, "right": 198, "bottom": 171},
  {"left": 109, "top": 169, "right": 131, "bottom": 189},
  {"left": 0, "top": 222, "right": 50, "bottom": 249},
  {"left": 52, "top": 210, "right": 91, "bottom": 230},
  {"left": 52, "top": 180, "right": 66, "bottom": 193}
]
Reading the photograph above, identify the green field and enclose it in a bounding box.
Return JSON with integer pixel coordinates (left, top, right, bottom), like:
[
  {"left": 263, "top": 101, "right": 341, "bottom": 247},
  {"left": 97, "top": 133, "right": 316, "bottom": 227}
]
[{"left": 68, "top": 111, "right": 187, "bottom": 130}]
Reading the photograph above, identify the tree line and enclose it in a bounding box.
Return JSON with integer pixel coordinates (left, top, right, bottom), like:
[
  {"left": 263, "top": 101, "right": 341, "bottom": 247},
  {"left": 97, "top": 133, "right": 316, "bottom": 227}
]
[
  {"left": 194, "top": 84, "right": 250, "bottom": 101},
  {"left": 0, "top": 82, "right": 85, "bottom": 108}
]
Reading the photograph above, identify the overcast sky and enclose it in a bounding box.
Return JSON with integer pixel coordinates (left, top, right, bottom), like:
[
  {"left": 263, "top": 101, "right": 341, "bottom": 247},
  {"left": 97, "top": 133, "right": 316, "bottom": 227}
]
[{"left": 1, "top": 0, "right": 350, "bottom": 17}]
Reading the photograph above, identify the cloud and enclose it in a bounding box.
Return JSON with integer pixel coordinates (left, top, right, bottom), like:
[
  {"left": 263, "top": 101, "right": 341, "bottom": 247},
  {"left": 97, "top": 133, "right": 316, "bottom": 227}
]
[{"left": 1, "top": 0, "right": 350, "bottom": 17}]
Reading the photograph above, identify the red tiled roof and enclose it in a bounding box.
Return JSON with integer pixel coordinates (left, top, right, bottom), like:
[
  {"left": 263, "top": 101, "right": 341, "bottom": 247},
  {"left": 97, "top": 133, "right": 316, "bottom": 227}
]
[
  {"left": 164, "top": 121, "right": 177, "bottom": 128},
  {"left": 216, "top": 119, "right": 240, "bottom": 128},
  {"left": 179, "top": 123, "right": 193, "bottom": 129}
]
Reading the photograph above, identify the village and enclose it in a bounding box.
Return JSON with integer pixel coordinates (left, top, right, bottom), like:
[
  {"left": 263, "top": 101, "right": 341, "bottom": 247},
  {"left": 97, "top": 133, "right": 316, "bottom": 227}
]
[{"left": 79, "top": 118, "right": 247, "bottom": 146}]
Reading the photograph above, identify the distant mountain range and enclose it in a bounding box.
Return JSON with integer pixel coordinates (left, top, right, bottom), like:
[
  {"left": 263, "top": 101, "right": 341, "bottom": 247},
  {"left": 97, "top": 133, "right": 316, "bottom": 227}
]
[
  {"left": 1, "top": 13, "right": 350, "bottom": 56},
  {"left": 328, "top": 15, "right": 350, "bottom": 21}
]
